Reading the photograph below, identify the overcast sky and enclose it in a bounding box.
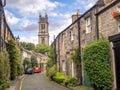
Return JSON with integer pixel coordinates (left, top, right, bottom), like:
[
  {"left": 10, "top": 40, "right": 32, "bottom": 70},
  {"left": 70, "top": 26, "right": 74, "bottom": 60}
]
[{"left": 4, "top": 0, "right": 98, "bottom": 45}]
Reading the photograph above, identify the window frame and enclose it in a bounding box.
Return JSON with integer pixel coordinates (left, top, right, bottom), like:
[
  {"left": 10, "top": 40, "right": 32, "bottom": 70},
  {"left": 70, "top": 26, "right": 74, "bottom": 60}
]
[{"left": 86, "top": 17, "right": 91, "bottom": 34}]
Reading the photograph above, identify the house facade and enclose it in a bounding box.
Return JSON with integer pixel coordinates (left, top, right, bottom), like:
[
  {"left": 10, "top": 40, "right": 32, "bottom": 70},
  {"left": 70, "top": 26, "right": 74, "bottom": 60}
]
[
  {"left": 21, "top": 48, "right": 48, "bottom": 69},
  {"left": 0, "top": 0, "right": 15, "bottom": 52},
  {"left": 52, "top": 0, "right": 120, "bottom": 89}
]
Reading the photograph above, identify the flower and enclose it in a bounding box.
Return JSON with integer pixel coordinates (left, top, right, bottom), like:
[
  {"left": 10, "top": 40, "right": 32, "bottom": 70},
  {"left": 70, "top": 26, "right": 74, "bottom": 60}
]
[{"left": 112, "top": 11, "right": 120, "bottom": 19}]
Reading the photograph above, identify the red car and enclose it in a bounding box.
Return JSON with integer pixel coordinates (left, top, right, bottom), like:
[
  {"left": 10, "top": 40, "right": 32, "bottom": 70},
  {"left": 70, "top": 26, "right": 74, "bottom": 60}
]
[{"left": 33, "top": 67, "right": 41, "bottom": 73}]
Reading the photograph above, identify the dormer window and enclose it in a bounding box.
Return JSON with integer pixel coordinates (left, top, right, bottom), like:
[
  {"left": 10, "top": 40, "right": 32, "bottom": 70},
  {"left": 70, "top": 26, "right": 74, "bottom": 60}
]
[{"left": 86, "top": 17, "right": 91, "bottom": 34}]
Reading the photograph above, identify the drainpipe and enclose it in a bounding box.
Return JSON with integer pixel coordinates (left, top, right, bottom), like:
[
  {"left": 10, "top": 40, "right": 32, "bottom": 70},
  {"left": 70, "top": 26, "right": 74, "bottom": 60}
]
[
  {"left": 77, "top": 14, "right": 83, "bottom": 85},
  {"left": 58, "top": 37, "right": 60, "bottom": 72},
  {"left": 96, "top": 14, "right": 99, "bottom": 40},
  {"left": 96, "top": 4, "right": 99, "bottom": 40}
]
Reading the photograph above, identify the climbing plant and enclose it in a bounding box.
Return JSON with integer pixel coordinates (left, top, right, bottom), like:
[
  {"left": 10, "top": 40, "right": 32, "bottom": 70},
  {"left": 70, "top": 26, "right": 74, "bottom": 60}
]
[{"left": 6, "top": 39, "right": 23, "bottom": 80}]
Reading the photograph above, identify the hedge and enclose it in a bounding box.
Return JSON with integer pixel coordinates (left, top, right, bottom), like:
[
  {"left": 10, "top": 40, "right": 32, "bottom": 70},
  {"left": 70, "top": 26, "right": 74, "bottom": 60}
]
[
  {"left": 0, "top": 51, "right": 10, "bottom": 90},
  {"left": 82, "top": 39, "right": 113, "bottom": 90},
  {"left": 6, "top": 39, "right": 23, "bottom": 80}
]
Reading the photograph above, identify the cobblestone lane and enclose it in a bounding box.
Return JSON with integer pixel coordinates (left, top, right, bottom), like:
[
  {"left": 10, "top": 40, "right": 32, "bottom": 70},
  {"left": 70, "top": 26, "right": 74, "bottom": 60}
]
[{"left": 22, "top": 72, "right": 70, "bottom": 90}]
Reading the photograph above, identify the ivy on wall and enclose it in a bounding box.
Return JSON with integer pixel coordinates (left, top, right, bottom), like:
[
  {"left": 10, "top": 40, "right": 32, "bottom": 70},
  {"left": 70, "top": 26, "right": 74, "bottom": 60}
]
[{"left": 6, "top": 39, "right": 23, "bottom": 80}]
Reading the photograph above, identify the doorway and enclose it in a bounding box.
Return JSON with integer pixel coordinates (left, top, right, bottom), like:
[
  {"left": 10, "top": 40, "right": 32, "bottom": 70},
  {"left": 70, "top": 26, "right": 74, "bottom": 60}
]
[
  {"left": 109, "top": 34, "right": 120, "bottom": 90},
  {"left": 113, "top": 41, "right": 120, "bottom": 89}
]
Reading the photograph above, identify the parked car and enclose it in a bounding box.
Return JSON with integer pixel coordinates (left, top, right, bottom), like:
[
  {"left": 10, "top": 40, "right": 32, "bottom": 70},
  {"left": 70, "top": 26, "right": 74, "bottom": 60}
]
[
  {"left": 25, "top": 68, "right": 34, "bottom": 74},
  {"left": 34, "top": 67, "right": 41, "bottom": 73}
]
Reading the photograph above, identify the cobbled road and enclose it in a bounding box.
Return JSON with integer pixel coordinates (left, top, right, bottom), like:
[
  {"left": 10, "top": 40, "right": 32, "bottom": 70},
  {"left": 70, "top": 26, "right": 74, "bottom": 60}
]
[{"left": 22, "top": 72, "right": 70, "bottom": 90}]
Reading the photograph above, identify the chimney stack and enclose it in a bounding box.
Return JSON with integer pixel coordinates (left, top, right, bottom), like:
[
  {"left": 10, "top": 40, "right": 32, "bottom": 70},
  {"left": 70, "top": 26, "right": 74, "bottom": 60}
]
[{"left": 72, "top": 9, "right": 81, "bottom": 23}]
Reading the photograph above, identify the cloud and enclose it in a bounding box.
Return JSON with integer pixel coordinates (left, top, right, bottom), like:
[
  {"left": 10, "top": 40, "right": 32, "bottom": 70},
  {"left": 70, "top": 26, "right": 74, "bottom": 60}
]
[
  {"left": 5, "top": 0, "right": 99, "bottom": 45},
  {"left": 76, "top": 0, "right": 97, "bottom": 10},
  {"left": 6, "top": 0, "right": 65, "bottom": 18},
  {"left": 15, "top": 23, "right": 38, "bottom": 32},
  {"left": 5, "top": 10, "right": 20, "bottom": 25},
  {"left": 20, "top": 36, "right": 38, "bottom": 45}
]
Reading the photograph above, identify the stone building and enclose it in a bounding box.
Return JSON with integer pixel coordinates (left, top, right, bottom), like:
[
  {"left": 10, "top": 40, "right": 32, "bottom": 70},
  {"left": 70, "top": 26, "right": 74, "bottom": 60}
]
[
  {"left": 52, "top": 0, "right": 120, "bottom": 89},
  {"left": 0, "top": 0, "right": 15, "bottom": 52},
  {"left": 38, "top": 14, "right": 49, "bottom": 46},
  {"left": 21, "top": 48, "right": 48, "bottom": 69}
]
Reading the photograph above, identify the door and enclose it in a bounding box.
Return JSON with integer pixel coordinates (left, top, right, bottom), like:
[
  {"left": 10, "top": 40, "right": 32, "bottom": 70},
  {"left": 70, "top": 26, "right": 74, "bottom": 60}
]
[{"left": 114, "top": 41, "right": 120, "bottom": 89}]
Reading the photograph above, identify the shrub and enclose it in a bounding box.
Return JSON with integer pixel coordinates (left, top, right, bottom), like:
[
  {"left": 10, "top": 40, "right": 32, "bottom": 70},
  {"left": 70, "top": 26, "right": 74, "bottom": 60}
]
[
  {"left": 82, "top": 39, "right": 113, "bottom": 90},
  {"left": 64, "top": 77, "right": 79, "bottom": 87},
  {"left": 53, "top": 72, "right": 66, "bottom": 83},
  {"left": 47, "top": 65, "right": 57, "bottom": 80},
  {"left": 0, "top": 51, "right": 10, "bottom": 90}
]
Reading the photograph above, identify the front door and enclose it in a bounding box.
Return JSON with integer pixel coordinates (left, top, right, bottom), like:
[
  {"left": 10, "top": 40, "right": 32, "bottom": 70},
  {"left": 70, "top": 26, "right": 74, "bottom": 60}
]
[{"left": 114, "top": 41, "right": 120, "bottom": 89}]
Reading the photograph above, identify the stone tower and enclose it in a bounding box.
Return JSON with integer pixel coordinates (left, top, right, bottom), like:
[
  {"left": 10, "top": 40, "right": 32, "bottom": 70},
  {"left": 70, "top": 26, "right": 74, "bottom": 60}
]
[{"left": 38, "top": 13, "right": 49, "bottom": 45}]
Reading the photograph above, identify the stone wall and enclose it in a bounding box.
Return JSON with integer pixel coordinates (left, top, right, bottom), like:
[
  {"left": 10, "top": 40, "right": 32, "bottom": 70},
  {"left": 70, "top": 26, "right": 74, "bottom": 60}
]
[
  {"left": 98, "top": 2, "right": 120, "bottom": 39},
  {"left": 53, "top": 0, "right": 120, "bottom": 87}
]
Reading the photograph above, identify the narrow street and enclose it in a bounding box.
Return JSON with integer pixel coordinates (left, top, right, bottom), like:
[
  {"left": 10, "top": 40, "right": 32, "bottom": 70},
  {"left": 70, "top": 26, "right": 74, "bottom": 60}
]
[{"left": 21, "top": 72, "right": 70, "bottom": 90}]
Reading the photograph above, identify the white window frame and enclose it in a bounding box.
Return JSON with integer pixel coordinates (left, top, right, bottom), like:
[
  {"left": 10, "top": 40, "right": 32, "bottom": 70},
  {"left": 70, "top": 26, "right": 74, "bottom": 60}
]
[
  {"left": 71, "top": 30, "right": 74, "bottom": 41},
  {"left": 62, "top": 60, "right": 66, "bottom": 72},
  {"left": 117, "top": 5, "right": 120, "bottom": 12},
  {"left": 86, "top": 17, "right": 91, "bottom": 34}
]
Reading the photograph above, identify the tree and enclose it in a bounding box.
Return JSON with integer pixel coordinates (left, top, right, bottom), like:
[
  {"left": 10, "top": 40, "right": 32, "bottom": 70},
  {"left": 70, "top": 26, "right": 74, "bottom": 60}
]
[
  {"left": 23, "top": 58, "right": 31, "bottom": 69},
  {"left": 31, "top": 56, "right": 38, "bottom": 67},
  {"left": 20, "top": 42, "right": 35, "bottom": 51},
  {"left": 34, "top": 44, "right": 50, "bottom": 54}
]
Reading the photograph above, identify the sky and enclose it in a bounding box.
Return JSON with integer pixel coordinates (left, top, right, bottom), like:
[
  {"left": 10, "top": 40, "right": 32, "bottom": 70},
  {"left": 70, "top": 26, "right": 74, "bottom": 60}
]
[{"left": 4, "top": 0, "right": 98, "bottom": 45}]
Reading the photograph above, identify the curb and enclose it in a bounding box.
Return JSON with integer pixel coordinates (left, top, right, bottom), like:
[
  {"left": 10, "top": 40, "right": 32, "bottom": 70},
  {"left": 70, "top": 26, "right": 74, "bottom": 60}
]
[
  {"left": 6, "top": 75, "right": 25, "bottom": 90},
  {"left": 19, "top": 76, "right": 25, "bottom": 90}
]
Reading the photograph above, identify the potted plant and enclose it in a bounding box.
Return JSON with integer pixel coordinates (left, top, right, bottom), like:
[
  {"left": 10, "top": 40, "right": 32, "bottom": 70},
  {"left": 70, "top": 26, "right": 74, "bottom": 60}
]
[{"left": 112, "top": 11, "right": 120, "bottom": 19}]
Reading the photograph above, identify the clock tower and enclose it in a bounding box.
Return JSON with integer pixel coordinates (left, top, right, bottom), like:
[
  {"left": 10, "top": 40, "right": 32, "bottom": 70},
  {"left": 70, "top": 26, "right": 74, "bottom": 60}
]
[{"left": 38, "top": 13, "right": 49, "bottom": 45}]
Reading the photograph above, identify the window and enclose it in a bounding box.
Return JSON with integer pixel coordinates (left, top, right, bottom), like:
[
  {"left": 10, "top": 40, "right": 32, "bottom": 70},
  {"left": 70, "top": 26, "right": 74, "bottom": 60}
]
[
  {"left": 86, "top": 17, "right": 91, "bottom": 34},
  {"left": 117, "top": 5, "right": 120, "bottom": 12},
  {"left": 62, "top": 60, "right": 66, "bottom": 72},
  {"left": 70, "top": 30, "right": 74, "bottom": 41},
  {"left": 42, "top": 38, "right": 45, "bottom": 44},
  {"left": 41, "top": 24, "right": 45, "bottom": 29},
  {"left": 118, "top": 20, "right": 120, "bottom": 32}
]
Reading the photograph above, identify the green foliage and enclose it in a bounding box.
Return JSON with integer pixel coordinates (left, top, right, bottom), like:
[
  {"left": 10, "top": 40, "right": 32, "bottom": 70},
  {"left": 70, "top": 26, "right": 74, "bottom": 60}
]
[
  {"left": 46, "top": 65, "right": 57, "bottom": 80},
  {"left": 63, "top": 77, "right": 79, "bottom": 87},
  {"left": 50, "top": 71, "right": 79, "bottom": 87},
  {"left": 6, "top": 39, "right": 23, "bottom": 80},
  {"left": 20, "top": 42, "right": 35, "bottom": 51},
  {"left": 53, "top": 72, "right": 66, "bottom": 83},
  {"left": 31, "top": 56, "right": 38, "bottom": 67},
  {"left": 74, "top": 86, "right": 94, "bottom": 90},
  {"left": 35, "top": 44, "right": 50, "bottom": 54},
  {"left": 0, "top": 51, "right": 10, "bottom": 90},
  {"left": 46, "top": 64, "right": 79, "bottom": 87},
  {"left": 23, "top": 58, "right": 31, "bottom": 69},
  {"left": 82, "top": 39, "right": 113, "bottom": 90},
  {"left": 39, "top": 63, "right": 43, "bottom": 68},
  {"left": 71, "top": 49, "right": 80, "bottom": 66}
]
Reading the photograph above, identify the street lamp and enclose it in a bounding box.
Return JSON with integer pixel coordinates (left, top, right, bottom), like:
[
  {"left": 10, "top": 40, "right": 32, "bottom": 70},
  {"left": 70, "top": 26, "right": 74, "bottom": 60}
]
[{"left": 77, "top": 9, "right": 83, "bottom": 85}]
